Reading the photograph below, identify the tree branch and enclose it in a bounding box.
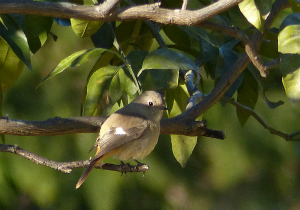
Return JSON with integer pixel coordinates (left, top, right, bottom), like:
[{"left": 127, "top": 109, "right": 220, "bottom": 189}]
[
  {"left": 0, "top": 143, "right": 150, "bottom": 174},
  {"left": 220, "top": 97, "right": 300, "bottom": 141},
  {"left": 0, "top": 116, "right": 225, "bottom": 139},
  {"left": 0, "top": 0, "right": 243, "bottom": 25},
  {"left": 174, "top": 0, "right": 289, "bottom": 121}
]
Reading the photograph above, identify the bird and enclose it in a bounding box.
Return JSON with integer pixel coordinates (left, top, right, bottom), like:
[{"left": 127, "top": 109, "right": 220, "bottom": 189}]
[{"left": 76, "top": 91, "right": 167, "bottom": 189}]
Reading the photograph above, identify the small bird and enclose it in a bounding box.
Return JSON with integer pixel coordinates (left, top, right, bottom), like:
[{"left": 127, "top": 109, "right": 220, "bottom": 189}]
[{"left": 76, "top": 91, "right": 167, "bottom": 189}]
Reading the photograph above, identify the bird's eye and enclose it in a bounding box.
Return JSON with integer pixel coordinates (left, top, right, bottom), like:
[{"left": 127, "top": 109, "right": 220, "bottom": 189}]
[{"left": 148, "top": 101, "right": 153, "bottom": 106}]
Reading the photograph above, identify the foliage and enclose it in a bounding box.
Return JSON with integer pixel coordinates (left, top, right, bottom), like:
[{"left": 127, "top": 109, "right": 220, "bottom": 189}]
[{"left": 1, "top": 0, "right": 300, "bottom": 209}]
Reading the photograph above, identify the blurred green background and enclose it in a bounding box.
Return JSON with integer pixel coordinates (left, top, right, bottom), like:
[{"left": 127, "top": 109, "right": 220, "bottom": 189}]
[{"left": 1, "top": 23, "right": 300, "bottom": 210}]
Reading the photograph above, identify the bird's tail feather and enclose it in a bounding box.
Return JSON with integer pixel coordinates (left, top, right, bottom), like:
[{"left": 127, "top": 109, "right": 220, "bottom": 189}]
[{"left": 76, "top": 159, "right": 98, "bottom": 189}]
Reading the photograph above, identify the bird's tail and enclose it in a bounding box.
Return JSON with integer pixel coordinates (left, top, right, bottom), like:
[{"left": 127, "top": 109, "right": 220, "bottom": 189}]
[{"left": 76, "top": 159, "right": 99, "bottom": 189}]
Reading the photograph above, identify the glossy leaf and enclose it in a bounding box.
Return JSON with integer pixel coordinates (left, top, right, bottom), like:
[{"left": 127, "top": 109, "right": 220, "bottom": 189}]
[
  {"left": 25, "top": 15, "right": 53, "bottom": 53},
  {"left": 71, "top": 19, "right": 104, "bottom": 38},
  {"left": 0, "top": 36, "right": 24, "bottom": 91},
  {"left": 238, "top": 0, "right": 264, "bottom": 31},
  {"left": 83, "top": 66, "right": 119, "bottom": 116},
  {"left": 83, "top": 65, "right": 137, "bottom": 116},
  {"left": 166, "top": 85, "right": 197, "bottom": 167},
  {"left": 40, "top": 48, "right": 120, "bottom": 86},
  {"left": 278, "top": 14, "right": 300, "bottom": 103},
  {"left": 236, "top": 70, "right": 258, "bottom": 126},
  {"left": 0, "top": 14, "right": 31, "bottom": 69},
  {"left": 140, "top": 48, "right": 198, "bottom": 72}
]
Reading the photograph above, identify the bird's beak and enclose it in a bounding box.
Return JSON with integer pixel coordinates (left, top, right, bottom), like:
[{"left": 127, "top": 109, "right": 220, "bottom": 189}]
[{"left": 162, "top": 106, "right": 169, "bottom": 110}]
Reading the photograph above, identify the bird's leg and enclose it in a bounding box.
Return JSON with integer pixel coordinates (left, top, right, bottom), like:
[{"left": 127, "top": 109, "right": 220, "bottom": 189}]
[
  {"left": 134, "top": 160, "right": 149, "bottom": 176},
  {"left": 120, "top": 161, "right": 130, "bottom": 176}
]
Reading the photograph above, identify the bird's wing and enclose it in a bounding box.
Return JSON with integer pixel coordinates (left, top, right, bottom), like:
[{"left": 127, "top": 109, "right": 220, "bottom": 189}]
[{"left": 93, "top": 117, "right": 149, "bottom": 160}]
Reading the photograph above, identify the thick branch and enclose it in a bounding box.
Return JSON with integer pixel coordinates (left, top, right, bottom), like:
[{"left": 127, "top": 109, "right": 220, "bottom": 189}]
[
  {"left": 0, "top": 144, "right": 149, "bottom": 173},
  {"left": 0, "top": 116, "right": 225, "bottom": 139},
  {"left": 0, "top": 0, "right": 243, "bottom": 25}
]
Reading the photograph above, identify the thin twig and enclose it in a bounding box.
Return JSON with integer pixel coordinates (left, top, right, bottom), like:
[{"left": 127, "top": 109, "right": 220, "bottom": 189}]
[
  {"left": 220, "top": 97, "right": 300, "bottom": 141},
  {"left": 0, "top": 144, "right": 150, "bottom": 173}
]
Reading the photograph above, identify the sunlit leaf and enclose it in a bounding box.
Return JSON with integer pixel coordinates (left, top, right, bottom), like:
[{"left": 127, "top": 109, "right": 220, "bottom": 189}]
[
  {"left": 236, "top": 70, "right": 258, "bottom": 126},
  {"left": 71, "top": 19, "right": 104, "bottom": 38},
  {"left": 278, "top": 14, "right": 300, "bottom": 103},
  {"left": 0, "top": 14, "right": 31, "bottom": 69},
  {"left": 238, "top": 0, "right": 264, "bottom": 31},
  {"left": 40, "top": 48, "right": 120, "bottom": 86},
  {"left": 0, "top": 36, "right": 24, "bottom": 91},
  {"left": 166, "top": 85, "right": 197, "bottom": 167}
]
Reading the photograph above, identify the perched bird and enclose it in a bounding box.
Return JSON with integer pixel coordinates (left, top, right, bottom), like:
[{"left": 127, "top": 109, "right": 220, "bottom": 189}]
[{"left": 76, "top": 91, "right": 167, "bottom": 189}]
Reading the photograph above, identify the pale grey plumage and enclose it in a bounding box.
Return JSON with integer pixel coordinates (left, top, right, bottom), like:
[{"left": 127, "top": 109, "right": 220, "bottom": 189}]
[{"left": 76, "top": 91, "right": 166, "bottom": 189}]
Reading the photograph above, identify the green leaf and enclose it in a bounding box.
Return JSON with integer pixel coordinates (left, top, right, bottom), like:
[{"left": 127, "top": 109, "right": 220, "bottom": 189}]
[
  {"left": 171, "top": 135, "right": 197, "bottom": 167},
  {"left": 163, "top": 25, "right": 192, "bottom": 47},
  {"left": 116, "top": 20, "right": 153, "bottom": 52},
  {"left": 238, "top": 0, "right": 264, "bottom": 31},
  {"left": 215, "top": 48, "right": 243, "bottom": 100},
  {"left": 0, "top": 36, "right": 25, "bottom": 91},
  {"left": 0, "top": 14, "right": 31, "bottom": 69},
  {"left": 236, "top": 70, "right": 258, "bottom": 125},
  {"left": 40, "top": 48, "right": 120, "bottom": 86},
  {"left": 288, "top": 0, "right": 300, "bottom": 13},
  {"left": 141, "top": 69, "right": 179, "bottom": 91},
  {"left": 259, "top": 30, "right": 279, "bottom": 59},
  {"left": 255, "top": 0, "right": 272, "bottom": 20},
  {"left": 83, "top": 66, "right": 120, "bottom": 116},
  {"left": 188, "top": 16, "right": 231, "bottom": 47},
  {"left": 140, "top": 49, "right": 198, "bottom": 72},
  {"left": 71, "top": 19, "right": 104, "bottom": 38},
  {"left": 278, "top": 14, "right": 300, "bottom": 103},
  {"left": 25, "top": 15, "right": 53, "bottom": 53},
  {"left": 83, "top": 65, "right": 137, "bottom": 116},
  {"left": 166, "top": 85, "right": 197, "bottom": 167},
  {"left": 138, "top": 49, "right": 197, "bottom": 90}
]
